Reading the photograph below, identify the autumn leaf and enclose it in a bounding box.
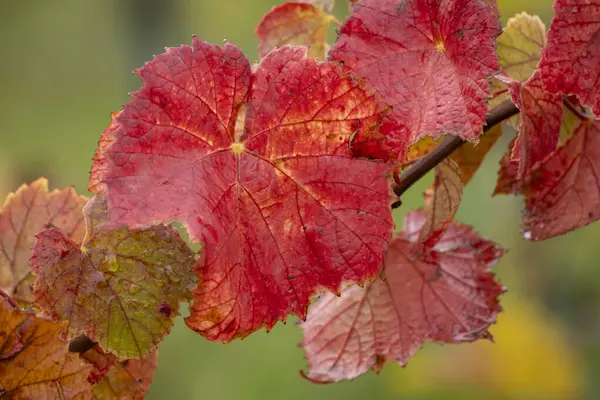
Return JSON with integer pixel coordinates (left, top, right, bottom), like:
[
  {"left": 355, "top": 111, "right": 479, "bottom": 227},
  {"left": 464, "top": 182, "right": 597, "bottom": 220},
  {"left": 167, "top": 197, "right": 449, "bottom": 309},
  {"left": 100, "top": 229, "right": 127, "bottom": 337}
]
[
  {"left": 491, "top": 14, "right": 562, "bottom": 192},
  {"left": 256, "top": 2, "right": 335, "bottom": 59},
  {"left": 497, "top": 13, "right": 546, "bottom": 82},
  {"left": 82, "top": 346, "right": 158, "bottom": 400},
  {"left": 419, "top": 159, "right": 464, "bottom": 247},
  {"left": 490, "top": 12, "right": 547, "bottom": 115},
  {"left": 0, "top": 178, "right": 87, "bottom": 304},
  {"left": 538, "top": 0, "right": 600, "bottom": 116},
  {"left": 89, "top": 39, "right": 394, "bottom": 342},
  {"left": 522, "top": 120, "right": 600, "bottom": 240},
  {"left": 500, "top": 72, "right": 563, "bottom": 185},
  {"left": 0, "top": 293, "right": 93, "bottom": 399},
  {"left": 329, "top": 0, "right": 501, "bottom": 156},
  {"left": 31, "top": 195, "right": 198, "bottom": 359},
  {"left": 300, "top": 210, "right": 505, "bottom": 383}
]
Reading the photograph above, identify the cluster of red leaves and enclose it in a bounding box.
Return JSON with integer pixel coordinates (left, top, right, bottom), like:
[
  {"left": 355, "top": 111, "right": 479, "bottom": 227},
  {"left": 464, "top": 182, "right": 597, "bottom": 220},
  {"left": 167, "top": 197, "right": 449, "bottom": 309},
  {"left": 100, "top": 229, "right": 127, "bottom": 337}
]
[
  {"left": 492, "top": 2, "right": 600, "bottom": 240},
  {"left": 3, "top": 0, "right": 600, "bottom": 393}
]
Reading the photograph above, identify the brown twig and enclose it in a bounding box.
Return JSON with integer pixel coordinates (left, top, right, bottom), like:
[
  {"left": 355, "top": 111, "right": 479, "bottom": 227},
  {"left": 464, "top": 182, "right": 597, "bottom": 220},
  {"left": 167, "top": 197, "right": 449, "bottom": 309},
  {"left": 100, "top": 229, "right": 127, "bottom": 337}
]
[{"left": 391, "top": 99, "right": 520, "bottom": 204}]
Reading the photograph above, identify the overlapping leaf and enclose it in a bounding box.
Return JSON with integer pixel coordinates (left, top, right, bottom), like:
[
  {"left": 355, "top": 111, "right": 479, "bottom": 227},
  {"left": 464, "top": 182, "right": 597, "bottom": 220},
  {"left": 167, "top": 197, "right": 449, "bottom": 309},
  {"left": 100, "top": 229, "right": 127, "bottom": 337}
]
[
  {"left": 329, "top": 0, "right": 501, "bottom": 156},
  {"left": 497, "top": 13, "right": 546, "bottom": 82},
  {"left": 31, "top": 196, "right": 198, "bottom": 359},
  {"left": 0, "top": 178, "right": 87, "bottom": 304},
  {"left": 256, "top": 2, "right": 334, "bottom": 59},
  {"left": 501, "top": 73, "right": 563, "bottom": 184},
  {"left": 82, "top": 346, "right": 158, "bottom": 400},
  {"left": 0, "top": 292, "right": 93, "bottom": 399},
  {"left": 522, "top": 120, "right": 600, "bottom": 240},
  {"left": 419, "top": 159, "right": 464, "bottom": 247},
  {"left": 490, "top": 12, "right": 546, "bottom": 121},
  {"left": 89, "top": 39, "right": 394, "bottom": 342},
  {"left": 493, "top": 14, "right": 562, "bottom": 192},
  {"left": 538, "top": 0, "right": 600, "bottom": 116},
  {"left": 300, "top": 210, "right": 504, "bottom": 382}
]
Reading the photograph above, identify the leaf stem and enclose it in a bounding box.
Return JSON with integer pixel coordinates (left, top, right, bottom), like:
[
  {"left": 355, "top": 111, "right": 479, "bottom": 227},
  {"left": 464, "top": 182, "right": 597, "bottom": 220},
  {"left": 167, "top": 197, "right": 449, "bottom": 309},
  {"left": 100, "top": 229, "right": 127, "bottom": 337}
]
[{"left": 391, "top": 99, "right": 519, "bottom": 204}]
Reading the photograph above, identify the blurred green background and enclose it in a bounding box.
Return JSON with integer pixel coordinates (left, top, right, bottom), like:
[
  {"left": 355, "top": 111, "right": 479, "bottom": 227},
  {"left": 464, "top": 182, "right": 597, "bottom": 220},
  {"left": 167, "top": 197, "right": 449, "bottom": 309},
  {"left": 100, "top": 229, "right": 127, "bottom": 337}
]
[{"left": 0, "top": 0, "right": 596, "bottom": 399}]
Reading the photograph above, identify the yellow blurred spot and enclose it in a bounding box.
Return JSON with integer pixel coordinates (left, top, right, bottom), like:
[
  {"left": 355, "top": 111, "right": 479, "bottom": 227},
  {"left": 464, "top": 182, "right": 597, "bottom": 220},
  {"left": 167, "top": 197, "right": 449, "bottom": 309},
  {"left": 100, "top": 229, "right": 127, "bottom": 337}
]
[
  {"left": 230, "top": 143, "right": 244, "bottom": 154},
  {"left": 435, "top": 39, "right": 445, "bottom": 52},
  {"left": 385, "top": 296, "right": 585, "bottom": 399}
]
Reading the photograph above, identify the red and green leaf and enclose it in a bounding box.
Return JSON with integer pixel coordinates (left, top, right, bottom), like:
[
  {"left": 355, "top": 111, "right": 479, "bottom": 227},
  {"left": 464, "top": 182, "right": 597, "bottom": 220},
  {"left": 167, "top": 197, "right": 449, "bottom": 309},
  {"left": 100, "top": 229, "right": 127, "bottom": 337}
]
[
  {"left": 0, "top": 293, "right": 93, "bottom": 399},
  {"left": 31, "top": 196, "right": 198, "bottom": 359},
  {"left": 329, "top": 0, "right": 501, "bottom": 156},
  {"left": 89, "top": 39, "right": 394, "bottom": 342},
  {"left": 0, "top": 178, "right": 87, "bottom": 305},
  {"left": 300, "top": 210, "right": 504, "bottom": 382}
]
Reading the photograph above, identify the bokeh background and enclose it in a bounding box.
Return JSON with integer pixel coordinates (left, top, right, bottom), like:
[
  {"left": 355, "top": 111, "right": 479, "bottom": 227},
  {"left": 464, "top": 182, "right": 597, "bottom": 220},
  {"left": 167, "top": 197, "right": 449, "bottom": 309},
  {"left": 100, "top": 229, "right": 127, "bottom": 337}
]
[{"left": 0, "top": 0, "right": 596, "bottom": 399}]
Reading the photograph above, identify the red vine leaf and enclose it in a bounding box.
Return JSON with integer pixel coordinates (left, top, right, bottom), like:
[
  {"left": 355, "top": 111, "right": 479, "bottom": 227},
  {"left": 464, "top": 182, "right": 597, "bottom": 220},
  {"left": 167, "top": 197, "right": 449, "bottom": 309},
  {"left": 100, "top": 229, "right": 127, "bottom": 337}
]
[
  {"left": 0, "top": 178, "right": 87, "bottom": 305},
  {"left": 498, "top": 72, "right": 563, "bottom": 188},
  {"left": 31, "top": 195, "right": 198, "bottom": 359},
  {"left": 83, "top": 346, "right": 158, "bottom": 400},
  {"left": 538, "top": 0, "right": 600, "bottom": 116},
  {"left": 0, "top": 295, "right": 93, "bottom": 399},
  {"left": 419, "top": 158, "right": 464, "bottom": 247},
  {"left": 522, "top": 120, "right": 600, "bottom": 240},
  {"left": 256, "top": 2, "right": 335, "bottom": 59},
  {"left": 329, "top": 0, "right": 501, "bottom": 155},
  {"left": 88, "top": 40, "right": 394, "bottom": 342},
  {"left": 300, "top": 210, "right": 504, "bottom": 383}
]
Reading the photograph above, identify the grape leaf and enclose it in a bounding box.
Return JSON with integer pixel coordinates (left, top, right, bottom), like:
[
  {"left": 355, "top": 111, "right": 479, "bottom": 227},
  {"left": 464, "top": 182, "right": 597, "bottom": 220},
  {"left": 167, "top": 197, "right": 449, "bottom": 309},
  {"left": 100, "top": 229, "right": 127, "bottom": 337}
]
[
  {"left": 300, "top": 210, "right": 504, "bottom": 382},
  {"left": 490, "top": 12, "right": 546, "bottom": 114},
  {"left": 497, "top": 13, "right": 546, "bottom": 82},
  {"left": 88, "top": 40, "right": 394, "bottom": 342},
  {"left": 538, "top": 0, "right": 600, "bottom": 116},
  {"left": 501, "top": 72, "right": 563, "bottom": 184},
  {"left": 256, "top": 2, "right": 335, "bottom": 59},
  {"left": 0, "top": 178, "right": 87, "bottom": 304},
  {"left": 0, "top": 293, "right": 93, "bottom": 399},
  {"left": 419, "top": 159, "right": 464, "bottom": 247},
  {"left": 522, "top": 120, "right": 600, "bottom": 240},
  {"left": 82, "top": 346, "right": 158, "bottom": 400},
  {"left": 31, "top": 195, "right": 198, "bottom": 359},
  {"left": 329, "top": 0, "right": 501, "bottom": 154}
]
